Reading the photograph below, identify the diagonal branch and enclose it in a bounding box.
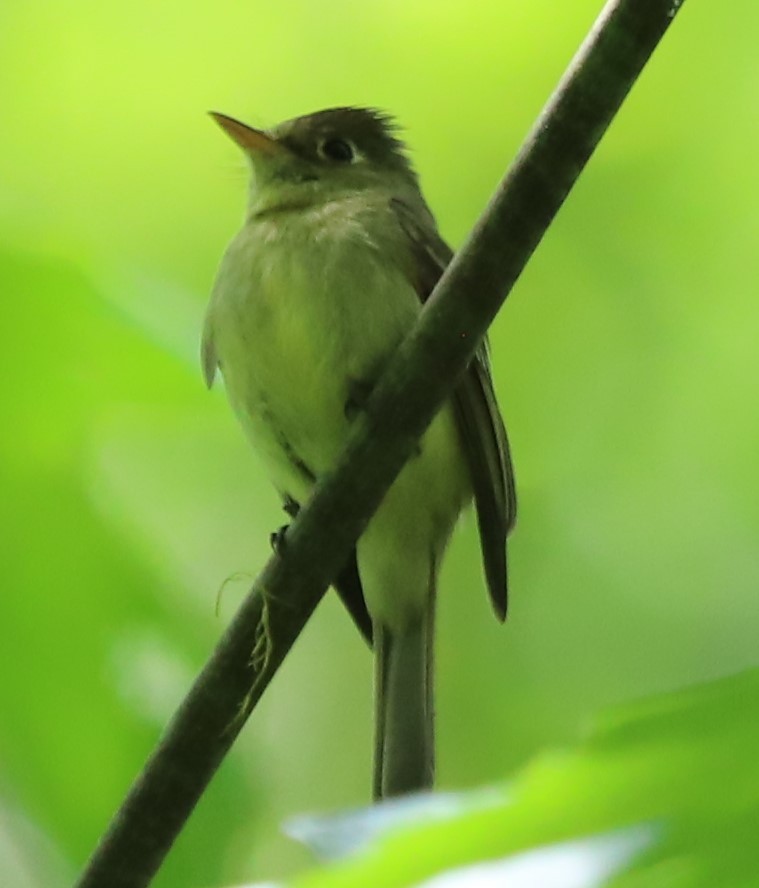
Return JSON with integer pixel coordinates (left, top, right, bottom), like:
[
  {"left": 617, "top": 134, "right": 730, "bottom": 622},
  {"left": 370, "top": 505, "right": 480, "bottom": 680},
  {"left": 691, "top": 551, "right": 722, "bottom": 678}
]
[{"left": 75, "top": 1, "right": 686, "bottom": 885}]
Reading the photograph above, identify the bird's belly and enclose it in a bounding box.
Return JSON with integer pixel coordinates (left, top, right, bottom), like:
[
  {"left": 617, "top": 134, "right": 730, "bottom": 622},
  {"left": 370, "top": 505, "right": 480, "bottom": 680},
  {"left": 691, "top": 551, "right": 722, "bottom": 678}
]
[
  {"left": 212, "top": 223, "right": 419, "bottom": 499},
  {"left": 209, "top": 208, "right": 472, "bottom": 629}
]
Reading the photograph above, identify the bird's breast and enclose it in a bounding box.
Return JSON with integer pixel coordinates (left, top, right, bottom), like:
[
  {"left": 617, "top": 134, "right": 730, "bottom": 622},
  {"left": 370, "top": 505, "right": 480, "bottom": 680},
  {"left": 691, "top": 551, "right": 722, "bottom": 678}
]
[{"left": 209, "top": 199, "right": 419, "bottom": 490}]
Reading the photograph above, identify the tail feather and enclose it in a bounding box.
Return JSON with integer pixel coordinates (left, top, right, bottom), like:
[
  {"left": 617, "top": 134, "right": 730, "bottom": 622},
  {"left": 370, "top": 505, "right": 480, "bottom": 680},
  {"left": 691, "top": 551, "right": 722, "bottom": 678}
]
[{"left": 373, "top": 599, "right": 435, "bottom": 800}]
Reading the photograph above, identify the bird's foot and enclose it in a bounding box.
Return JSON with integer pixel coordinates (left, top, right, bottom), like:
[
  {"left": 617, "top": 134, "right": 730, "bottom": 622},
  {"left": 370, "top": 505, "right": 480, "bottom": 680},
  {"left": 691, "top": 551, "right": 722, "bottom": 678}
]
[
  {"left": 270, "top": 524, "right": 289, "bottom": 553},
  {"left": 344, "top": 377, "right": 375, "bottom": 420},
  {"left": 282, "top": 494, "right": 300, "bottom": 519}
]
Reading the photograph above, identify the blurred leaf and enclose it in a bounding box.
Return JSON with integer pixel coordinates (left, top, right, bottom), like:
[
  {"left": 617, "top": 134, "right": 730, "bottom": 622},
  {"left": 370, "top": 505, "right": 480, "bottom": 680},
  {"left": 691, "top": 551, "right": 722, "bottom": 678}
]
[
  {"left": 284, "top": 670, "right": 759, "bottom": 887},
  {"left": 414, "top": 831, "right": 651, "bottom": 888},
  {"left": 286, "top": 791, "right": 502, "bottom": 861},
  {"left": 0, "top": 248, "right": 261, "bottom": 887}
]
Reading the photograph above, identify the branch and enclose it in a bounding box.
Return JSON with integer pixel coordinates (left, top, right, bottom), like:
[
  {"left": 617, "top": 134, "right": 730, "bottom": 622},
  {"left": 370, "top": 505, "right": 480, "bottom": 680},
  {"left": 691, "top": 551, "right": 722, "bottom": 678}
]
[{"left": 75, "top": 1, "right": 686, "bottom": 885}]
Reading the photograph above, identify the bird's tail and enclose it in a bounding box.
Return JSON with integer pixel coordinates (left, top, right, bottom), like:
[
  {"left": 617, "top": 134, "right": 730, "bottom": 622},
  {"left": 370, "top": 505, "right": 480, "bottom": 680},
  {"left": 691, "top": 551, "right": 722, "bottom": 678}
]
[{"left": 372, "top": 580, "right": 435, "bottom": 800}]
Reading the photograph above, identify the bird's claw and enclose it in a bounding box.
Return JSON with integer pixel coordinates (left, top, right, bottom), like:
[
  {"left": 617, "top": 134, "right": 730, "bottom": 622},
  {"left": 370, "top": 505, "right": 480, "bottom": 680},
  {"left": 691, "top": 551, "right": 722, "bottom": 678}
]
[
  {"left": 344, "top": 377, "right": 375, "bottom": 420},
  {"left": 270, "top": 524, "right": 289, "bottom": 553}
]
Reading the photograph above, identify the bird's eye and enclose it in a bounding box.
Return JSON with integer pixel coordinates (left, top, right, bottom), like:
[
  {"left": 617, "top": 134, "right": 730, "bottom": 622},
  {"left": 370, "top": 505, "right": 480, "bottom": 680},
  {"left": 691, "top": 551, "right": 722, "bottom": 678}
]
[{"left": 319, "top": 138, "right": 355, "bottom": 163}]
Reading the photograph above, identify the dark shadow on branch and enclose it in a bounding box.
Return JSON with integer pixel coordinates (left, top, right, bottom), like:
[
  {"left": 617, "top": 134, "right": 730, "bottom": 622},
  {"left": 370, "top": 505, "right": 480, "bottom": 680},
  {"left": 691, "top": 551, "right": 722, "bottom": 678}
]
[{"left": 75, "top": 1, "right": 686, "bottom": 885}]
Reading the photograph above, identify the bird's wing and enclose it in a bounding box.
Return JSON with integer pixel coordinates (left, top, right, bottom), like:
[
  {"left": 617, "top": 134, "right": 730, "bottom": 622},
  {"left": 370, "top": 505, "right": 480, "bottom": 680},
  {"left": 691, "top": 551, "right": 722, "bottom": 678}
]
[
  {"left": 280, "top": 495, "right": 374, "bottom": 646},
  {"left": 391, "top": 198, "right": 517, "bottom": 619},
  {"left": 333, "top": 550, "right": 375, "bottom": 645},
  {"left": 201, "top": 309, "right": 218, "bottom": 389}
]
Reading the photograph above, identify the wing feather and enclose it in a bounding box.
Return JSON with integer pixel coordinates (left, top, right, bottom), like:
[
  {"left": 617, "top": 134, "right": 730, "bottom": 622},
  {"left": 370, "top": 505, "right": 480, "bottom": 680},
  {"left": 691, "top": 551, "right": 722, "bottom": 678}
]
[
  {"left": 201, "top": 310, "right": 218, "bottom": 389},
  {"left": 391, "top": 198, "right": 516, "bottom": 619}
]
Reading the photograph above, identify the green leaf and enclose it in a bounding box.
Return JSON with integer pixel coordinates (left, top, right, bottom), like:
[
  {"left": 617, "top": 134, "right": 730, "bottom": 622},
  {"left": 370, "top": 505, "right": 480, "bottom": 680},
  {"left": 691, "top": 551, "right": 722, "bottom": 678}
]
[{"left": 285, "top": 670, "right": 759, "bottom": 887}]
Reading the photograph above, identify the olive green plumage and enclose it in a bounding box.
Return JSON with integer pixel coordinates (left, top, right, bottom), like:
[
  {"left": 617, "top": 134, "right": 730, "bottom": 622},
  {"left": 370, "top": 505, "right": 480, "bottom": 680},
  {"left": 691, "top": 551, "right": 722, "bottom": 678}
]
[{"left": 204, "top": 107, "right": 516, "bottom": 798}]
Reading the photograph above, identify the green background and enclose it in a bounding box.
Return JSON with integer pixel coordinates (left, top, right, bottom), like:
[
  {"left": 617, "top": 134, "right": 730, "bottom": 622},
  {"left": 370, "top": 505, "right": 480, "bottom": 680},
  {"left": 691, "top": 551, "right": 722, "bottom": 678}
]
[{"left": 1, "top": 1, "right": 757, "bottom": 885}]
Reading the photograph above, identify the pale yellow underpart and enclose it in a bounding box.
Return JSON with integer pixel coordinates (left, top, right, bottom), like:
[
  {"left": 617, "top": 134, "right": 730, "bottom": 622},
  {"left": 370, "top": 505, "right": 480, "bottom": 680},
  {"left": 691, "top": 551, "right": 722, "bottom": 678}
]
[{"left": 204, "top": 192, "right": 470, "bottom": 630}]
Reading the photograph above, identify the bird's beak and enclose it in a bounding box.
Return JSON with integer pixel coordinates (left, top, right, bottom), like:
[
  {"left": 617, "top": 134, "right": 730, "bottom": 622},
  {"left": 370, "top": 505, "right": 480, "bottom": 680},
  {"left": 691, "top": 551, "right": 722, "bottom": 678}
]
[{"left": 209, "top": 112, "right": 284, "bottom": 156}]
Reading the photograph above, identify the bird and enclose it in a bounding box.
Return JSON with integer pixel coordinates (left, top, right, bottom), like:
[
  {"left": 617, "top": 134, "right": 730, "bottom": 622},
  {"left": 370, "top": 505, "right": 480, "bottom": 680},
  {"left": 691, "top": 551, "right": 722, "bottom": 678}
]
[{"left": 202, "top": 107, "right": 516, "bottom": 799}]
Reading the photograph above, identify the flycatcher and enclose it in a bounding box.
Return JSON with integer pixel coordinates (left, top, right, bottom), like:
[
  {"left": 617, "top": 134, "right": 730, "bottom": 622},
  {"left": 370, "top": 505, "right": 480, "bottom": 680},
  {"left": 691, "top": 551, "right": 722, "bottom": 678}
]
[{"left": 202, "top": 107, "right": 516, "bottom": 799}]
